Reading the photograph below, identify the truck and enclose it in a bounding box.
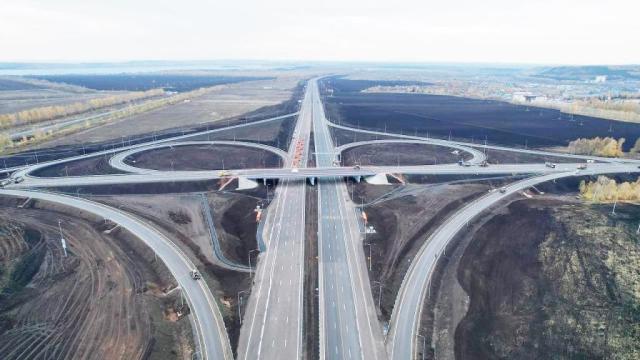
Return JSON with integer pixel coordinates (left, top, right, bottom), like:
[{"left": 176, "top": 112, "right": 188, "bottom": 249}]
[
  {"left": 190, "top": 270, "right": 201, "bottom": 280},
  {"left": 545, "top": 162, "right": 557, "bottom": 169}
]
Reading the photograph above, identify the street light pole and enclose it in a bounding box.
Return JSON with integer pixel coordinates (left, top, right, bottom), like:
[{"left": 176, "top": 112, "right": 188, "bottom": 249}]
[
  {"left": 417, "top": 334, "right": 427, "bottom": 360},
  {"left": 364, "top": 243, "right": 373, "bottom": 272},
  {"left": 237, "top": 290, "right": 249, "bottom": 325}
]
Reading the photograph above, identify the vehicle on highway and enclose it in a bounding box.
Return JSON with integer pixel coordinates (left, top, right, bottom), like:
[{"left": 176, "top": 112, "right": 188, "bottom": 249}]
[
  {"left": 545, "top": 162, "right": 557, "bottom": 168},
  {"left": 353, "top": 164, "right": 361, "bottom": 170},
  {"left": 458, "top": 160, "right": 472, "bottom": 167},
  {"left": 577, "top": 164, "right": 588, "bottom": 170},
  {"left": 291, "top": 168, "right": 299, "bottom": 173},
  {"left": 190, "top": 270, "right": 201, "bottom": 280},
  {"left": 0, "top": 179, "right": 11, "bottom": 187},
  {"left": 479, "top": 160, "right": 489, "bottom": 167},
  {"left": 219, "top": 170, "right": 230, "bottom": 177},
  {"left": 499, "top": 187, "right": 507, "bottom": 193},
  {"left": 14, "top": 176, "right": 24, "bottom": 184}
]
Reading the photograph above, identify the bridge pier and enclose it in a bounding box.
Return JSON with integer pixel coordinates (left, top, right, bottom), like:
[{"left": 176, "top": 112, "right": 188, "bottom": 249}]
[
  {"left": 354, "top": 175, "right": 361, "bottom": 183},
  {"left": 309, "top": 177, "right": 315, "bottom": 186}
]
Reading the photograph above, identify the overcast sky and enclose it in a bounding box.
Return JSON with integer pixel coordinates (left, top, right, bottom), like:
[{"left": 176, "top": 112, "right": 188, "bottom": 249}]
[{"left": 2, "top": 0, "right": 638, "bottom": 65}]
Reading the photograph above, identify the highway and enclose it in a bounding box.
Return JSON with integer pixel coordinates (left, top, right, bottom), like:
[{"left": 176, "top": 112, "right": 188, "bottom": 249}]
[
  {"left": 386, "top": 165, "right": 640, "bottom": 360},
  {"left": 0, "top": 189, "right": 233, "bottom": 360},
  {"left": 9, "top": 162, "right": 640, "bottom": 189},
  {"left": 9, "top": 112, "right": 298, "bottom": 179},
  {"left": 237, "top": 81, "right": 312, "bottom": 359},
  {"left": 311, "top": 79, "right": 387, "bottom": 359},
  {"left": 5, "top": 77, "right": 640, "bottom": 360}
]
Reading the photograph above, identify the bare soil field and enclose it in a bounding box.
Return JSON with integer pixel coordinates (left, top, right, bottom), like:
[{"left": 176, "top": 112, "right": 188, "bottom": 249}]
[
  {"left": 341, "top": 143, "right": 466, "bottom": 166},
  {"left": 187, "top": 115, "right": 297, "bottom": 151},
  {"left": 126, "top": 144, "right": 282, "bottom": 171},
  {"left": 321, "top": 77, "right": 640, "bottom": 151},
  {"left": 330, "top": 127, "right": 400, "bottom": 147},
  {"left": 481, "top": 147, "right": 590, "bottom": 164},
  {"left": 422, "top": 176, "right": 640, "bottom": 359},
  {"left": 29, "top": 77, "right": 302, "bottom": 148},
  {"left": 92, "top": 188, "right": 269, "bottom": 355},
  {"left": 29, "top": 74, "right": 269, "bottom": 92},
  {"left": 0, "top": 81, "right": 123, "bottom": 115},
  {"left": 32, "top": 154, "right": 126, "bottom": 177},
  {"left": 0, "top": 197, "right": 194, "bottom": 360}
]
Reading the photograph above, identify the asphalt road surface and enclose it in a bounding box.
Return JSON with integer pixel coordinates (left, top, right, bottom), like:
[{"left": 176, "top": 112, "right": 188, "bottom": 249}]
[
  {"left": 312, "top": 79, "right": 387, "bottom": 359},
  {"left": 237, "top": 81, "right": 312, "bottom": 360}
]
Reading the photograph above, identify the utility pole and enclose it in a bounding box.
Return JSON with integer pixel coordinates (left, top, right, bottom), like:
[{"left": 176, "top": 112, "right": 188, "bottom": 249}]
[{"left": 612, "top": 195, "right": 617, "bottom": 215}]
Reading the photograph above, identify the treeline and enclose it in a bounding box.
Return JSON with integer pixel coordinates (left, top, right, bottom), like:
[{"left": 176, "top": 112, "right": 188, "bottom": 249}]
[
  {"left": 568, "top": 137, "right": 625, "bottom": 157},
  {"left": 0, "top": 88, "right": 164, "bottom": 130},
  {"left": 1, "top": 86, "right": 216, "bottom": 154},
  {"left": 579, "top": 176, "right": 640, "bottom": 202}
]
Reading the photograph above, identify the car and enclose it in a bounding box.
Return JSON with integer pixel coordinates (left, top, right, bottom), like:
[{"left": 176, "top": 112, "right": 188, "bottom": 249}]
[
  {"left": 499, "top": 187, "right": 507, "bottom": 193},
  {"left": 13, "top": 176, "right": 24, "bottom": 184},
  {"left": 545, "top": 162, "right": 557, "bottom": 169},
  {"left": 190, "top": 270, "right": 201, "bottom": 280},
  {"left": 0, "top": 179, "right": 11, "bottom": 187},
  {"left": 577, "top": 164, "right": 587, "bottom": 170},
  {"left": 353, "top": 165, "right": 361, "bottom": 170}
]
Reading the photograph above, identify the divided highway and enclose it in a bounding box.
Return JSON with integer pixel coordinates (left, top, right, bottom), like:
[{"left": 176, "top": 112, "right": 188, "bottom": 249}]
[
  {"left": 311, "top": 79, "right": 387, "bottom": 359},
  {"left": 237, "top": 81, "right": 312, "bottom": 359},
  {"left": 0, "top": 189, "right": 233, "bottom": 360}
]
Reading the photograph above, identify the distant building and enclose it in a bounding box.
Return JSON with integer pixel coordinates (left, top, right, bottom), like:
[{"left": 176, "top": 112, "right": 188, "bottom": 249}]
[{"left": 594, "top": 75, "right": 607, "bottom": 83}]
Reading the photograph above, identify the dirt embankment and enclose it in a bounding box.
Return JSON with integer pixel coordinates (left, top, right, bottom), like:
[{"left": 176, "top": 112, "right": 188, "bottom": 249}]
[
  {"left": 93, "top": 188, "right": 268, "bottom": 356},
  {"left": 451, "top": 198, "right": 640, "bottom": 359},
  {"left": 209, "top": 192, "right": 263, "bottom": 266},
  {"left": 350, "top": 180, "right": 492, "bottom": 324},
  {"left": 126, "top": 144, "right": 282, "bottom": 171},
  {"left": 342, "top": 143, "right": 466, "bottom": 166},
  {"left": 0, "top": 197, "right": 193, "bottom": 360}
]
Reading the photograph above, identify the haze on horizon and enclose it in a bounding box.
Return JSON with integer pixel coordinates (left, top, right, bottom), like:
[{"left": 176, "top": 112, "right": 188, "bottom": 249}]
[{"left": 1, "top": 0, "right": 639, "bottom": 65}]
